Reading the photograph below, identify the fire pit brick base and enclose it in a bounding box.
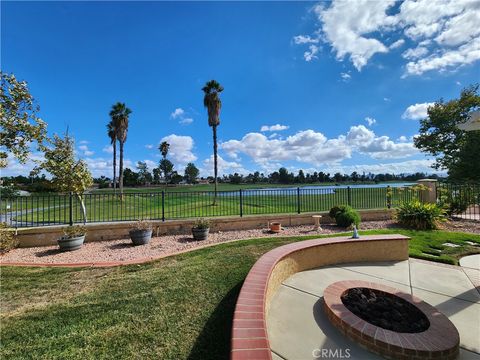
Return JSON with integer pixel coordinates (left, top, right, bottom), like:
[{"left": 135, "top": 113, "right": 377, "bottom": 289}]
[{"left": 323, "top": 280, "right": 460, "bottom": 360}]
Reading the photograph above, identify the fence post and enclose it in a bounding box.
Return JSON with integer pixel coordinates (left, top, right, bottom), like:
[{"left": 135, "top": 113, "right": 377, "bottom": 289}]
[
  {"left": 417, "top": 179, "right": 438, "bottom": 204},
  {"left": 239, "top": 189, "right": 243, "bottom": 217},
  {"left": 69, "top": 192, "right": 73, "bottom": 226},
  {"left": 347, "top": 186, "right": 352, "bottom": 206},
  {"left": 297, "top": 187, "right": 301, "bottom": 214},
  {"left": 161, "top": 191, "right": 165, "bottom": 222}
]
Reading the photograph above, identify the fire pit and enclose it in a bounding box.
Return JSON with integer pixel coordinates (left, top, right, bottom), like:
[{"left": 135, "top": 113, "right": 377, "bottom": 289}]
[{"left": 323, "top": 280, "right": 459, "bottom": 360}]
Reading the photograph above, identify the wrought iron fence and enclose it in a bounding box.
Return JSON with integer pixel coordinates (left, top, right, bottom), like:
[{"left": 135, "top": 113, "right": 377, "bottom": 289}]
[
  {"left": 0, "top": 185, "right": 421, "bottom": 228},
  {"left": 436, "top": 182, "right": 480, "bottom": 221}
]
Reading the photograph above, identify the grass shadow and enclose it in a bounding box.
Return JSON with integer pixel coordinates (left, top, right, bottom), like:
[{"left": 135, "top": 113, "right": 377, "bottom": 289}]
[
  {"left": 187, "top": 281, "right": 243, "bottom": 360},
  {"left": 34, "top": 248, "right": 63, "bottom": 257},
  {"left": 107, "top": 242, "right": 134, "bottom": 250}
]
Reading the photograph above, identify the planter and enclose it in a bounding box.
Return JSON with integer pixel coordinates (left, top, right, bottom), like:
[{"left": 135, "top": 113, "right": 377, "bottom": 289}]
[
  {"left": 129, "top": 229, "right": 152, "bottom": 246},
  {"left": 57, "top": 235, "right": 85, "bottom": 251},
  {"left": 270, "top": 222, "right": 282, "bottom": 233},
  {"left": 192, "top": 227, "right": 209, "bottom": 241}
]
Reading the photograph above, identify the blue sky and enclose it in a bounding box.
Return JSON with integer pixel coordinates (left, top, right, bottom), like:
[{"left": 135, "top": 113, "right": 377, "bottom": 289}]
[{"left": 2, "top": 1, "right": 479, "bottom": 178}]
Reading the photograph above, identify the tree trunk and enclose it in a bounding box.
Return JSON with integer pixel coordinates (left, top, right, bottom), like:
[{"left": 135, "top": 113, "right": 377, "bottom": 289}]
[
  {"left": 119, "top": 141, "right": 124, "bottom": 200},
  {"left": 113, "top": 141, "right": 117, "bottom": 194},
  {"left": 212, "top": 125, "right": 218, "bottom": 206},
  {"left": 76, "top": 193, "right": 87, "bottom": 224}
]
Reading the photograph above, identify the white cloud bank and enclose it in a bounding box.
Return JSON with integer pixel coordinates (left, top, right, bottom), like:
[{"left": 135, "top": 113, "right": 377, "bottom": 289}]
[
  {"left": 294, "top": 0, "right": 480, "bottom": 76},
  {"left": 402, "top": 102, "right": 434, "bottom": 120}
]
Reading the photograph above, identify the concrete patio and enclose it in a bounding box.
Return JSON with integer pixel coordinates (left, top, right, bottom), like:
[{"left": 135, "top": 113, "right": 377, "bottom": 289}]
[{"left": 267, "top": 258, "right": 480, "bottom": 360}]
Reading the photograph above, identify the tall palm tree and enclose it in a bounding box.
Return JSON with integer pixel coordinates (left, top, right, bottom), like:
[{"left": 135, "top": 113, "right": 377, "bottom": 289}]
[
  {"left": 106, "top": 121, "right": 117, "bottom": 194},
  {"left": 159, "top": 141, "right": 170, "bottom": 160},
  {"left": 109, "top": 102, "right": 131, "bottom": 199},
  {"left": 202, "top": 80, "right": 223, "bottom": 205}
]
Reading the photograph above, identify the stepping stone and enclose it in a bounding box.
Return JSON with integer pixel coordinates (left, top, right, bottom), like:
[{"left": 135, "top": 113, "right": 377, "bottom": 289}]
[{"left": 443, "top": 242, "right": 461, "bottom": 248}]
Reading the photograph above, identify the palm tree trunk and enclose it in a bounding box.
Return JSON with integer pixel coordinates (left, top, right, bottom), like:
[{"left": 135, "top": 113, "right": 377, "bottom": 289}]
[
  {"left": 113, "top": 141, "right": 117, "bottom": 195},
  {"left": 119, "top": 141, "right": 124, "bottom": 200},
  {"left": 212, "top": 125, "right": 218, "bottom": 205}
]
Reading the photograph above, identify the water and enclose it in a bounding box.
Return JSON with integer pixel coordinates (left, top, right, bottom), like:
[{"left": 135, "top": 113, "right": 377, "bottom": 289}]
[{"left": 217, "top": 182, "right": 415, "bottom": 196}]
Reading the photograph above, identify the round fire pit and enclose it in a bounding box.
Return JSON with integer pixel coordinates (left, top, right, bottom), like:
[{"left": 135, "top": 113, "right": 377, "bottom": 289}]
[{"left": 323, "top": 280, "right": 459, "bottom": 360}]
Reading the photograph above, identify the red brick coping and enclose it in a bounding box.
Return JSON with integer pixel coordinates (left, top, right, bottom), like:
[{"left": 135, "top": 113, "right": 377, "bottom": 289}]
[
  {"left": 323, "top": 280, "right": 459, "bottom": 360},
  {"left": 230, "top": 234, "right": 411, "bottom": 360}
]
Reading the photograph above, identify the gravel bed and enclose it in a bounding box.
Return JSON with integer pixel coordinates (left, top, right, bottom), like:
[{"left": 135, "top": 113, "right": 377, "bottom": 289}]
[{"left": 1, "top": 220, "right": 478, "bottom": 265}]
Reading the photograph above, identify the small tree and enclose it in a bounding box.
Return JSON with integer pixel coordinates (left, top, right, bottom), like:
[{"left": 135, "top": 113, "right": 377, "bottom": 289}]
[
  {"left": 38, "top": 133, "right": 93, "bottom": 223},
  {"left": 136, "top": 161, "right": 152, "bottom": 185},
  {"left": 414, "top": 84, "right": 480, "bottom": 181},
  {"left": 0, "top": 72, "right": 47, "bottom": 167},
  {"left": 184, "top": 162, "right": 199, "bottom": 184}
]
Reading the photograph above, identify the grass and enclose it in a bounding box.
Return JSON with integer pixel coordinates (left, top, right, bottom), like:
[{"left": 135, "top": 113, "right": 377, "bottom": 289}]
[
  {"left": 1, "top": 229, "right": 479, "bottom": 359},
  {"left": 5, "top": 185, "right": 418, "bottom": 225}
]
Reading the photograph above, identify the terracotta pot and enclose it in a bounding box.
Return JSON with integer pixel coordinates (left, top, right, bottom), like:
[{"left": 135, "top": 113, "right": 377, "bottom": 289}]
[{"left": 270, "top": 222, "right": 281, "bottom": 233}]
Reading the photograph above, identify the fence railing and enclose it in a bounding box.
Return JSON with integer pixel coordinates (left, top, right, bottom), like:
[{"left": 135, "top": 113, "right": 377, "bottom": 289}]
[
  {"left": 436, "top": 182, "right": 480, "bottom": 221},
  {"left": 0, "top": 185, "right": 420, "bottom": 228}
]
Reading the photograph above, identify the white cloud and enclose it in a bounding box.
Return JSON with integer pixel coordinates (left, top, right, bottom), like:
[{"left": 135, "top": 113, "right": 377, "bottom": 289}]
[
  {"left": 389, "top": 39, "right": 405, "bottom": 49},
  {"left": 304, "top": 44, "right": 319, "bottom": 62},
  {"left": 145, "top": 144, "right": 154, "bottom": 149},
  {"left": 179, "top": 117, "right": 193, "bottom": 125},
  {"left": 294, "top": 0, "right": 480, "bottom": 75},
  {"left": 160, "top": 134, "right": 197, "bottom": 164},
  {"left": 84, "top": 150, "right": 94, "bottom": 156},
  {"left": 340, "top": 72, "right": 351, "bottom": 82},
  {"left": 383, "top": 97, "right": 391, "bottom": 102},
  {"left": 325, "top": 159, "right": 441, "bottom": 175},
  {"left": 78, "top": 144, "right": 94, "bottom": 157},
  {"left": 293, "top": 35, "right": 319, "bottom": 44},
  {"left": 314, "top": 0, "right": 397, "bottom": 70},
  {"left": 78, "top": 145, "right": 88, "bottom": 151},
  {"left": 402, "top": 102, "right": 434, "bottom": 120},
  {"left": 170, "top": 108, "right": 185, "bottom": 119},
  {"left": 201, "top": 155, "right": 249, "bottom": 176},
  {"left": 102, "top": 145, "right": 113, "bottom": 154},
  {"left": 365, "top": 117, "right": 376, "bottom": 126},
  {"left": 79, "top": 140, "right": 89, "bottom": 145},
  {"left": 402, "top": 46, "right": 429, "bottom": 60},
  {"left": 260, "top": 124, "right": 289, "bottom": 132}
]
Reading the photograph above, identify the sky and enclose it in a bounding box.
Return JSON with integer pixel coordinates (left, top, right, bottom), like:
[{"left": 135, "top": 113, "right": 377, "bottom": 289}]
[{"left": 2, "top": 0, "right": 479, "bottom": 178}]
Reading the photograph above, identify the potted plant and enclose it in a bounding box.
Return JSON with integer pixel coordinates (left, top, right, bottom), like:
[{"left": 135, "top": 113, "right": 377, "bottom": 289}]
[
  {"left": 129, "top": 219, "right": 153, "bottom": 246},
  {"left": 58, "top": 225, "right": 86, "bottom": 251},
  {"left": 192, "top": 218, "right": 210, "bottom": 241}
]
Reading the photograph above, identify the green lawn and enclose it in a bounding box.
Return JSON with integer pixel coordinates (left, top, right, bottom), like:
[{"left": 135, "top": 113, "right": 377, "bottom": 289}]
[
  {"left": 5, "top": 185, "right": 418, "bottom": 225},
  {"left": 1, "top": 229, "right": 479, "bottom": 359}
]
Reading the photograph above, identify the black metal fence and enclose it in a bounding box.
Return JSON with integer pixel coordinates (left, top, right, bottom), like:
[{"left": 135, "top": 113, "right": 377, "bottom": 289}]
[
  {"left": 0, "top": 185, "right": 420, "bottom": 228},
  {"left": 436, "top": 182, "right": 480, "bottom": 221}
]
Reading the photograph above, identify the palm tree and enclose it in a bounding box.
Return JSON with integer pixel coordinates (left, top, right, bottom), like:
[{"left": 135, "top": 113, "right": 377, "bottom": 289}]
[
  {"left": 159, "top": 141, "right": 170, "bottom": 160},
  {"left": 106, "top": 121, "right": 117, "bottom": 194},
  {"left": 109, "top": 102, "right": 131, "bottom": 199},
  {"left": 202, "top": 80, "right": 223, "bottom": 205}
]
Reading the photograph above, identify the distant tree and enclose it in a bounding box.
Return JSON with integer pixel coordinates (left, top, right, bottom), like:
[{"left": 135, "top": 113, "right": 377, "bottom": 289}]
[
  {"left": 152, "top": 167, "right": 161, "bottom": 184},
  {"left": 184, "top": 162, "right": 199, "bottom": 184},
  {"left": 202, "top": 79, "right": 224, "bottom": 205},
  {"left": 297, "top": 170, "right": 305, "bottom": 183},
  {"left": 351, "top": 171, "right": 359, "bottom": 182},
  {"left": 136, "top": 161, "right": 152, "bottom": 185},
  {"left": 229, "top": 173, "right": 243, "bottom": 184},
  {"left": 278, "top": 167, "right": 292, "bottom": 184},
  {"left": 37, "top": 133, "right": 93, "bottom": 223},
  {"left": 159, "top": 141, "right": 170, "bottom": 160},
  {"left": 106, "top": 121, "right": 117, "bottom": 193},
  {"left": 0, "top": 72, "right": 47, "bottom": 168},
  {"left": 123, "top": 168, "right": 139, "bottom": 187},
  {"left": 159, "top": 159, "right": 174, "bottom": 183},
  {"left": 333, "top": 172, "right": 343, "bottom": 183},
  {"left": 170, "top": 171, "right": 184, "bottom": 185},
  {"left": 414, "top": 84, "right": 480, "bottom": 181},
  {"left": 109, "top": 102, "right": 131, "bottom": 198}
]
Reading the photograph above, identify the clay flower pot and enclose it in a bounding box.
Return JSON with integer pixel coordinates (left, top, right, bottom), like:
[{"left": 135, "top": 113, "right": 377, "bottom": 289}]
[{"left": 270, "top": 222, "right": 281, "bottom": 233}]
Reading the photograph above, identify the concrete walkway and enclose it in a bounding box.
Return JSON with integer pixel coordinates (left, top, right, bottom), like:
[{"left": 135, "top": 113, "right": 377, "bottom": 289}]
[
  {"left": 267, "top": 258, "right": 480, "bottom": 360},
  {"left": 460, "top": 254, "right": 480, "bottom": 270}
]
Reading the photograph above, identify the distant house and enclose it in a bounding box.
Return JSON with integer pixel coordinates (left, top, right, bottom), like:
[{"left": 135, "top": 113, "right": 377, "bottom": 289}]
[{"left": 197, "top": 179, "right": 210, "bottom": 185}]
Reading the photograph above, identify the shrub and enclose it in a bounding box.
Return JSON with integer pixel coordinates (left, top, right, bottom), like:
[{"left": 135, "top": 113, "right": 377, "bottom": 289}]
[
  {"left": 396, "top": 200, "right": 445, "bottom": 230},
  {"left": 329, "top": 205, "right": 361, "bottom": 228},
  {"left": 194, "top": 218, "right": 210, "bottom": 229},
  {"left": 62, "top": 225, "right": 87, "bottom": 238},
  {"left": 130, "top": 219, "right": 152, "bottom": 231},
  {"left": 0, "top": 223, "right": 18, "bottom": 254}
]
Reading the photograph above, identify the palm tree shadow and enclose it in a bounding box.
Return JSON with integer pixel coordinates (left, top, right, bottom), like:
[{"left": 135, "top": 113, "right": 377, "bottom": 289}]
[
  {"left": 187, "top": 281, "right": 243, "bottom": 360},
  {"left": 35, "top": 248, "right": 63, "bottom": 257}
]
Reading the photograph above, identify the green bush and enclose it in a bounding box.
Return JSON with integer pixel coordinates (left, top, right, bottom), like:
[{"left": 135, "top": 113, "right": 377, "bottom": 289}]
[
  {"left": 396, "top": 200, "right": 445, "bottom": 230},
  {"left": 329, "top": 205, "right": 361, "bottom": 228},
  {"left": 0, "top": 223, "right": 18, "bottom": 254}
]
